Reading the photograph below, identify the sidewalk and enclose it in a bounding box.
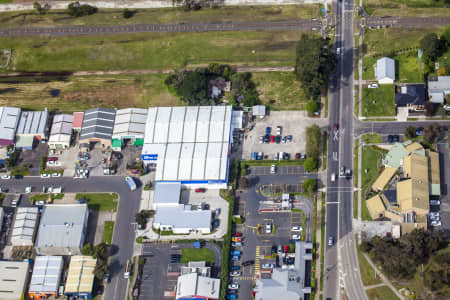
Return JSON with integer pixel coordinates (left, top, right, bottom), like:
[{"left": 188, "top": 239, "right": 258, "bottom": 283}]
[{"left": 314, "top": 192, "right": 322, "bottom": 300}]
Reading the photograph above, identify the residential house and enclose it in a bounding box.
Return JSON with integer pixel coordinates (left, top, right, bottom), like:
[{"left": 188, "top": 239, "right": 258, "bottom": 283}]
[
  {"left": 428, "top": 75, "right": 450, "bottom": 103},
  {"left": 374, "top": 57, "right": 395, "bottom": 84},
  {"left": 395, "top": 84, "right": 426, "bottom": 112}
]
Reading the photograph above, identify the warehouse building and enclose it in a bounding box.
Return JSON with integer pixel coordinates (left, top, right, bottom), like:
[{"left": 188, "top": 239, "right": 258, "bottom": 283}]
[
  {"left": 79, "top": 108, "right": 116, "bottom": 148},
  {"left": 72, "top": 112, "right": 84, "bottom": 132},
  {"left": 48, "top": 114, "right": 74, "bottom": 149},
  {"left": 0, "top": 260, "right": 30, "bottom": 300},
  {"left": 176, "top": 273, "right": 220, "bottom": 300},
  {"left": 35, "top": 204, "right": 89, "bottom": 255},
  {"left": 15, "top": 109, "right": 49, "bottom": 149},
  {"left": 152, "top": 182, "right": 212, "bottom": 234},
  {"left": 112, "top": 108, "right": 147, "bottom": 151},
  {"left": 11, "top": 207, "right": 39, "bottom": 246},
  {"left": 28, "top": 256, "right": 63, "bottom": 299},
  {"left": 0, "top": 106, "right": 21, "bottom": 147},
  {"left": 142, "top": 106, "right": 232, "bottom": 189},
  {"left": 65, "top": 256, "right": 96, "bottom": 299}
]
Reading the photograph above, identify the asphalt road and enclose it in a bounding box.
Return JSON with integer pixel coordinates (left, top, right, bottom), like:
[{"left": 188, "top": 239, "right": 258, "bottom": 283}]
[
  {"left": 354, "top": 120, "right": 450, "bottom": 137},
  {"left": 0, "top": 20, "right": 321, "bottom": 37},
  {"left": 364, "top": 16, "right": 450, "bottom": 28},
  {"left": 0, "top": 176, "right": 141, "bottom": 300}
]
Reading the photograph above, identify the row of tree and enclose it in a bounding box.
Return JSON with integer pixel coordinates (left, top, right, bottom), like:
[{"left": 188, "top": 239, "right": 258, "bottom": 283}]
[
  {"left": 404, "top": 123, "right": 443, "bottom": 144},
  {"left": 420, "top": 27, "right": 450, "bottom": 74},
  {"left": 304, "top": 124, "right": 321, "bottom": 172},
  {"left": 361, "top": 229, "right": 448, "bottom": 294},
  {"left": 81, "top": 242, "right": 110, "bottom": 280}
]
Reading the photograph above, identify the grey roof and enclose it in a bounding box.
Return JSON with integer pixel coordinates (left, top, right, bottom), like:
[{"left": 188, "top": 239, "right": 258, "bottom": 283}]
[
  {"left": 0, "top": 106, "right": 21, "bottom": 142},
  {"left": 29, "top": 256, "right": 63, "bottom": 293},
  {"left": 428, "top": 76, "right": 450, "bottom": 103},
  {"left": 0, "top": 261, "right": 29, "bottom": 300},
  {"left": 80, "top": 108, "right": 116, "bottom": 140},
  {"left": 50, "top": 114, "right": 74, "bottom": 136},
  {"left": 252, "top": 105, "right": 266, "bottom": 116},
  {"left": 154, "top": 204, "right": 212, "bottom": 230},
  {"left": 375, "top": 57, "right": 395, "bottom": 82},
  {"left": 36, "top": 204, "right": 88, "bottom": 250},
  {"left": 113, "top": 108, "right": 147, "bottom": 139},
  {"left": 16, "top": 110, "right": 48, "bottom": 135},
  {"left": 395, "top": 84, "right": 425, "bottom": 107},
  {"left": 153, "top": 182, "right": 181, "bottom": 206}
]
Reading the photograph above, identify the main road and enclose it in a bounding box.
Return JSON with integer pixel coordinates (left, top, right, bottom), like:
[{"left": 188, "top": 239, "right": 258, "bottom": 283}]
[
  {"left": 0, "top": 176, "right": 141, "bottom": 300},
  {"left": 324, "top": 0, "right": 366, "bottom": 299}
]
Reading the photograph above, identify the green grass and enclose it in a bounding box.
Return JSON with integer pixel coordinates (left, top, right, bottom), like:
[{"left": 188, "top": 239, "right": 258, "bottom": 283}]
[
  {"left": 102, "top": 221, "right": 115, "bottom": 245},
  {"left": 0, "top": 30, "right": 304, "bottom": 72},
  {"left": 0, "top": 0, "right": 12, "bottom": 3},
  {"left": 10, "top": 166, "right": 31, "bottom": 176},
  {"left": 54, "top": 193, "right": 64, "bottom": 199},
  {"left": 366, "top": 286, "right": 400, "bottom": 300},
  {"left": 0, "top": 5, "right": 320, "bottom": 29},
  {"left": 0, "top": 74, "right": 179, "bottom": 112},
  {"left": 324, "top": 93, "right": 328, "bottom": 117},
  {"left": 363, "top": 0, "right": 450, "bottom": 17},
  {"left": 356, "top": 239, "right": 382, "bottom": 286},
  {"left": 361, "top": 146, "right": 385, "bottom": 220},
  {"left": 361, "top": 133, "right": 382, "bottom": 144},
  {"left": 322, "top": 131, "right": 328, "bottom": 171},
  {"left": 30, "top": 194, "right": 49, "bottom": 203},
  {"left": 320, "top": 193, "right": 325, "bottom": 291},
  {"left": 252, "top": 72, "right": 308, "bottom": 110},
  {"left": 181, "top": 248, "right": 215, "bottom": 264},
  {"left": 76, "top": 193, "right": 118, "bottom": 211},
  {"left": 362, "top": 85, "right": 395, "bottom": 117}
]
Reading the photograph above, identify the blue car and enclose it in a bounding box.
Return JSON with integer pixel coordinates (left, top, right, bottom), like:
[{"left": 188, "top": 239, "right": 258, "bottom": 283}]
[
  {"left": 230, "top": 251, "right": 241, "bottom": 256},
  {"left": 265, "top": 127, "right": 271, "bottom": 135},
  {"left": 231, "top": 255, "right": 240, "bottom": 261},
  {"left": 227, "top": 294, "right": 237, "bottom": 300},
  {"left": 230, "top": 266, "right": 241, "bottom": 271}
]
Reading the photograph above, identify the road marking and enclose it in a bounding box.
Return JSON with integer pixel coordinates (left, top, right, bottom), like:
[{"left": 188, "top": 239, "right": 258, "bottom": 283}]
[
  {"left": 327, "top": 202, "right": 340, "bottom": 204},
  {"left": 254, "top": 246, "right": 261, "bottom": 274}
]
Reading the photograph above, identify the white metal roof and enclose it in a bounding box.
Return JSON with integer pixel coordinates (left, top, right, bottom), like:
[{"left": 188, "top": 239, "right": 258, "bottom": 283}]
[
  {"left": 0, "top": 106, "right": 21, "bottom": 142},
  {"left": 11, "top": 207, "right": 38, "bottom": 246},
  {"left": 112, "top": 108, "right": 147, "bottom": 139},
  {"left": 29, "top": 256, "right": 63, "bottom": 294},
  {"left": 143, "top": 106, "right": 232, "bottom": 183},
  {"left": 153, "top": 182, "right": 181, "bottom": 207},
  {"left": 176, "top": 273, "right": 220, "bottom": 299},
  {"left": 153, "top": 204, "right": 212, "bottom": 231},
  {"left": 375, "top": 57, "right": 395, "bottom": 81},
  {"left": 16, "top": 110, "right": 48, "bottom": 135},
  {"left": 0, "top": 261, "right": 29, "bottom": 300}
]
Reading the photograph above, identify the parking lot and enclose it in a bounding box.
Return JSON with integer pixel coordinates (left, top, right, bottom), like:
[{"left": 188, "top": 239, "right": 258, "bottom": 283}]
[
  {"left": 250, "top": 165, "right": 305, "bottom": 176},
  {"left": 242, "top": 111, "right": 327, "bottom": 160},
  {"left": 17, "top": 142, "right": 48, "bottom": 176}
]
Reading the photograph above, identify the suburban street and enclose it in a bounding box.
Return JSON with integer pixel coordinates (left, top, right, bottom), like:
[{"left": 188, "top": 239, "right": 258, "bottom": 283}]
[
  {"left": 364, "top": 16, "right": 450, "bottom": 28},
  {"left": 0, "top": 176, "right": 141, "bottom": 300}
]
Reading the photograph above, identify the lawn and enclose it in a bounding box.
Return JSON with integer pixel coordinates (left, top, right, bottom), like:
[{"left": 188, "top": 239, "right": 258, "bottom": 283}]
[
  {"left": 361, "top": 146, "right": 386, "bottom": 220},
  {"left": 102, "top": 221, "right": 115, "bottom": 245},
  {"left": 30, "top": 194, "right": 49, "bottom": 203},
  {"left": 366, "top": 286, "right": 400, "bottom": 300},
  {"left": 362, "top": 85, "right": 395, "bottom": 117},
  {"left": 361, "top": 133, "right": 382, "bottom": 144},
  {"left": 180, "top": 248, "right": 215, "bottom": 264},
  {"left": 355, "top": 239, "right": 382, "bottom": 286},
  {"left": 0, "top": 30, "right": 304, "bottom": 72},
  {"left": 252, "top": 72, "right": 308, "bottom": 110},
  {"left": 0, "top": 5, "right": 320, "bottom": 29},
  {"left": 363, "top": 0, "right": 450, "bottom": 17},
  {"left": 361, "top": 27, "right": 448, "bottom": 83},
  {"left": 76, "top": 193, "right": 118, "bottom": 211}
]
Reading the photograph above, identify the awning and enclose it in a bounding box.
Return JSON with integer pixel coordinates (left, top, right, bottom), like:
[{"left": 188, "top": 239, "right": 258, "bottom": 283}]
[
  {"left": 112, "top": 139, "right": 122, "bottom": 148},
  {"left": 133, "top": 139, "right": 144, "bottom": 146}
]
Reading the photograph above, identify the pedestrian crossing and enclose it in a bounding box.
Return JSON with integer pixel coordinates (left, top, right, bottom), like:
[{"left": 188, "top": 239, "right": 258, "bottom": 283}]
[
  {"left": 254, "top": 246, "right": 261, "bottom": 274},
  {"left": 239, "top": 276, "right": 255, "bottom": 281}
]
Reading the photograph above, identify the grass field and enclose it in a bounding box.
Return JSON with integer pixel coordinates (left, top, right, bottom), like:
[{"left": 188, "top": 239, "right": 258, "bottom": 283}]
[
  {"left": 0, "top": 5, "right": 320, "bottom": 29},
  {"left": 362, "top": 133, "right": 382, "bottom": 144},
  {"left": 102, "top": 221, "right": 115, "bottom": 245},
  {"left": 362, "top": 85, "right": 395, "bottom": 117},
  {"left": 0, "top": 30, "right": 304, "bottom": 72},
  {"left": 252, "top": 72, "right": 308, "bottom": 110},
  {"left": 361, "top": 27, "right": 448, "bottom": 83},
  {"left": 363, "top": 0, "right": 450, "bottom": 17},
  {"left": 356, "top": 239, "right": 382, "bottom": 286},
  {"left": 0, "top": 74, "right": 179, "bottom": 112},
  {"left": 76, "top": 193, "right": 118, "bottom": 211},
  {"left": 180, "top": 248, "right": 215, "bottom": 264},
  {"left": 366, "top": 286, "right": 400, "bottom": 300},
  {"left": 361, "top": 146, "right": 385, "bottom": 220}
]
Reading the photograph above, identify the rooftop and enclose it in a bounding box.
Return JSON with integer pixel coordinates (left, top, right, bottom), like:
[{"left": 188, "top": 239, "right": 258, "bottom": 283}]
[
  {"left": 65, "top": 256, "right": 96, "bottom": 294},
  {"left": 72, "top": 112, "right": 84, "bottom": 129},
  {"left": 372, "top": 166, "right": 397, "bottom": 192},
  {"left": 176, "top": 273, "right": 220, "bottom": 299},
  {"left": 11, "top": 207, "right": 38, "bottom": 246},
  {"left": 0, "top": 260, "right": 29, "bottom": 300},
  {"left": 80, "top": 108, "right": 116, "bottom": 141},
  {"left": 16, "top": 110, "right": 48, "bottom": 135},
  {"left": 153, "top": 182, "right": 182, "bottom": 207},
  {"left": 375, "top": 57, "right": 395, "bottom": 81},
  {"left": 395, "top": 84, "right": 425, "bottom": 107},
  {"left": 29, "top": 256, "right": 63, "bottom": 294},
  {"left": 50, "top": 114, "right": 73, "bottom": 136},
  {"left": 112, "top": 108, "right": 147, "bottom": 139},
  {"left": 0, "top": 106, "right": 21, "bottom": 144},
  {"left": 153, "top": 204, "right": 212, "bottom": 231}
]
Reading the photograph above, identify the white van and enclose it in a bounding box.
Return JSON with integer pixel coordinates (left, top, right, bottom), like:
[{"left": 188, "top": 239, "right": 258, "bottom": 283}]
[{"left": 331, "top": 173, "right": 336, "bottom": 182}]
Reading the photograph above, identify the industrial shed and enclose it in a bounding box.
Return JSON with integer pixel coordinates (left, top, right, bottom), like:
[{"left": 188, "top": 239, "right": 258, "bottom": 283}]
[
  {"left": 11, "top": 207, "right": 39, "bottom": 246},
  {"left": 16, "top": 109, "right": 49, "bottom": 140},
  {"left": 112, "top": 108, "right": 147, "bottom": 150},
  {"left": 79, "top": 108, "right": 116, "bottom": 148},
  {"left": 0, "top": 260, "right": 30, "bottom": 300},
  {"left": 142, "top": 106, "right": 232, "bottom": 189},
  {"left": 28, "top": 256, "right": 63, "bottom": 299},
  {"left": 65, "top": 256, "right": 96, "bottom": 299},
  {"left": 48, "top": 114, "right": 74, "bottom": 149},
  {"left": 0, "top": 106, "right": 21, "bottom": 146}
]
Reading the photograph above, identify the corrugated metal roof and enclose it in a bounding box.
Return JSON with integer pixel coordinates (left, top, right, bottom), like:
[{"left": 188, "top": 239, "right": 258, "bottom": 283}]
[
  {"left": 372, "top": 166, "right": 397, "bottom": 192},
  {"left": 65, "top": 256, "right": 96, "bottom": 294},
  {"left": 375, "top": 57, "right": 395, "bottom": 81},
  {"left": 80, "top": 108, "right": 116, "bottom": 140},
  {"left": 50, "top": 114, "right": 73, "bottom": 136},
  {"left": 153, "top": 182, "right": 181, "bottom": 207},
  {"left": 29, "top": 256, "right": 63, "bottom": 293},
  {"left": 112, "top": 108, "right": 147, "bottom": 139},
  {"left": 153, "top": 204, "right": 212, "bottom": 231},
  {"left": 72, "top": 112, "right": 84, "bottom": 129},
  {"left": 252, "top": 105, "right": 266, "bottom": 116},
  {"left": 16, "top": 110, "right": 48, "bottom": 135},
  {"left": 0, "top": 106, "right": 21, "bottom": 142},
  {"left": 427, "top": 150, "right": 440, "bottom": 185},
  {"left": 0, "top": 261, "right": 29, "bottom": 300},
  {"left": 428, "top": 76, "right": 450, "bottom": 94},
  {"left": 11, "top": 207, "right": 38, "bottom": 246}
]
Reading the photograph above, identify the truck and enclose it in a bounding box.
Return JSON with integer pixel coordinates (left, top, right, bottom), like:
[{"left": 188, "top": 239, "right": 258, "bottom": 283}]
[{"left": 126, "top": 176, "right": 136, "bottom": 191}]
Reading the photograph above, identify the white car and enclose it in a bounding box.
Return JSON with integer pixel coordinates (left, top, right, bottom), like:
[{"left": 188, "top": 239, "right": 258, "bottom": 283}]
[
  {"left": 281, "top": 136, "right": 286, "bottom": 143},
  {"left": 331, "top": 173, "right": 336, "bottom": 182},
  {"left": 368, "top": 83, "right": 379, "bottom": 88},
  {"left": 431, "top": 220, "right": 442, "bottom": 227},
  {"left": 229, "top": 271, "right": 241, "bottom": 277},
  {"left": 47, "top": 160, "right": 56, "bottom": 166},
  {"left": 51, "top": 173, "right": 61, "bottom": 178},
  {"left": 276, "top": 126, "right": 282, "bottom": 135},
  {"left": 228, "top": 283, "right": 239, "bottom": 290},
  {"left": 292, "top": 226, "right": 302, "bottom": 232},
  {"left": 265, "top": 224, "right": 272, "bottom": 234},
  {"left": 292, "top": 234, "right": 301, "bottom": 240},
  {"left": 25, "top": 186, "right": 32, "bottom": 193},
  {"left": 430, "top": 200, "right": 440, "bottom": 206},
  {"left": 259, "top": 136, "right": 264, "bottom": 144},
  {"left": 40, "top": 174, "right": 50, "bottom": 178},
  {"left": 328, "top": 236, "right": 334, "bottom": 246},
  {"left": 270, "top": 165, "right": 276, "bottom": 174},
  {"left": 1, "top": 175, "right": 11, "bottom": 180},
  {"left": 262, "top": 263, "right": 274, "bottom": 269}
]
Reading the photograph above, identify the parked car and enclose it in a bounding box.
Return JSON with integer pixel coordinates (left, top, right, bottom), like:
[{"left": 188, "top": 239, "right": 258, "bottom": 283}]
[
  {"left": 274, "top": 152, "right": 279, "bottom": 160},
  {"left": 46, "top": 157, "right": 58, "bottom": 161},
  {"left": 431, "top": 220, "right": 442, "bottom": 227},
  {"left": 52, "top": 173, "right": 61, "bottom": 178},
  {"left": 416, "top": 127, "right": 424, "bottom": 136},
  {"left": 281, "top": 136, "right": 286, "bottom": 143},
  {"left": 40, "top": 173, "right": 50, "bottom": 178},
  {"left": 368, "top": 83, "right": 379, "bottom": 88},
  {"left": 292, "top": 226, "right": 302, "bottom": 232},
  {"left": 392, "top": 135, "right": 400, "bottom": 142},
  {"left": 77, "top": 198, "right": 88, "bottom": 204},
  {"left": 226, "top": 294, "right": 237, "bottom": 300},
  {"left": 232, "top": 242, "right": 243, "bottom": 247},
  {"left": 241, "top": 260, "right": 254, "bottom": 267},
  {"left": 232, "top": 237, "right": 242, "bottom": 242},
  {"left": 430, "top": 200, "right": 441, "bottom": 206},
  {"left": 228, "top": 283, "right": 239, "bottom": 290},
  {"left": 265, "top": 224, "right": 272, "bottom": 234},
  {"left": 270, "top": 165, "right": 276, "bottom": 174},
  {"left": 276, "top": 126, "right": 282, "bottom": 135},
  {"left": 234, "top": 232, "right": 242, "bottom": 237},
  {"left": 229, "top": 271, "right": 241, "bottom": 277},
  {"left": 271, "top": 245, "right": 277, "bottom": 254},
  {"left": 292, "top": 234, "right": 301, "bottom": 240},
  {"left": 295, "top": 153, "right": 301, "bottom": 160},
  {"left": 283, "top": 245, "right": 289, "bottom": 253},
  {"left": 265, "top": 127, "right": 271, "bottom": 135},
  {"left": 328, "top": 236, "right": 334, "bottom": 246},
  {"left": 230, "top": 266, "right": 241, "bottom": 271},
  {"left": 214, "top": 219, "right": 220, "bottom": 228},
  {"left": 300, "top": 153, "right": 306, "bottom": 159},
  {"left": 345, "top": 168, "right": 352, "bottom": 178},
  {"left": 270, "top": 135, "right": 275, "bottom": 143},
  {"left": 259, "top": 136, "right": 264, "bottom": 144},
  {"left": 215, "top": 208, "right": 221, "bottom": 216},
  {"left": 264, "top": 135, "right": 270, "bottom": 143},
  {"left": 104, "top": 273, "right": 110, "bottom": 283},
  {"left": 275, "top": 135, "right": 281, "bottom": 144},
  {"left": 231, "top": 256, "right": 240, "bottom": 261},
  {"left": 14, "top": 175, "right": 23, "bottom": 179},
  {"left": 340, "top": 166, "right": 345, "bottom": 176},
  {"left": 331, "top": 173, "right": 336, "bottom": 182},
  {"left": 1, "top": 175, "right": 11, "bottom": 180},
  {"left": 287, "top": 135, "right": 292, "bottom": 142},
  {"left": 262, "top": 263, "right": 274, "bottom": 269},
  {"left": 195, "top": 188, "right": 206, "bottom": 193}
]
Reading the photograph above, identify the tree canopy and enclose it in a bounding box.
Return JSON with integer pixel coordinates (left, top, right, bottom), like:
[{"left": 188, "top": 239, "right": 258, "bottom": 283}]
[
  {"left": 404, "top": 126, "right": 416, "bottom": 140},
  {"left": 306, "top": 100, "right": 320, "bottom": 115},
  {"left": 303, "top": 157, "right": 318, "bottom": 172},
  {"left": 302, "top": 178, "right": 317, "bottom": 194},
  {"left": 305, "top": 124, "right": 322, "bottom": 160},
  {"left": 295, "top": 34, "right": 336, "bottom": 100}
]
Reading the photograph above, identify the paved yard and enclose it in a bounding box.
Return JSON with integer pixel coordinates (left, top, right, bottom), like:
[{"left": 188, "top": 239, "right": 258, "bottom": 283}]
[
  {"left": 242, "top": 111, "right": 327, "bottom": 160},
  {"left": 18, "top": 142, "right": 48, "bottom": 176}
]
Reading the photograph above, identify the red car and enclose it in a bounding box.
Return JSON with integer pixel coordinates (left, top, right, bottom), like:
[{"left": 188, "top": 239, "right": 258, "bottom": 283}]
[
  {"left": 283, "top": 245, "right": 288, "bottom": 253},
  {"left": 234, "top": 232, "right": 242, "bottom": 237},
  {"left": 46, "top": 157, "right": 58, "bottom": 162},
  {"left": 333, "top": 123, "right": 339, "bottom": 131},
  {"left": 270, "top": 135, "right": 275, "bottom": 143},
  {"left": 195, "top": 188, "right": 206, "bottom": 193}
]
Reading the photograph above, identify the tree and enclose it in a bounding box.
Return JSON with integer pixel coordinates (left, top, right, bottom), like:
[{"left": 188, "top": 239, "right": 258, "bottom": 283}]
[
  {"left": 123, "top": 9, "right": 134, "bottom": 19},
  {"left": 304, "top": 157, "right": 318, "bottom": 172},
  {"left": 67, "top": 2, "right": 98, "bottom": 17},
  {"left": 424, "top": 101, "right": 436, "bottom": 116},
  {"left": 302, "top": 178, "right": 317, "bottom": 194},
  {"left": 420, "top": 33, "right": 442, "bottom": 61},
  {"left": 295, "top": 34, "right": 336, "bottom": 99},
  {"left": 305, "top": 124, "right": 321, "bottom": 160},
  {"left": 404, "top": 126, "right": 416, "bottom": 140},
  {"left": 135, "top": 210, "right": 152, "bottom": 228},
  {"left": 437, "top": 106, "right": 448, "bottom": 117},
  {"left": 81, "top": 243, "right": 94, "bottom": 256},
  {"left": 33, "top": 2, "right": 47, "bottom": 15},
  {"left": 423, "top": 249, "right": 450, "bottom": 293},
  {"left": 305, "top": 100, "right": 320, "bottom": 115},
  {"left": 423, "top": 124, "right": 442, "bottom": 144},
  {"left": 165, "top": 70, "right": 209, "bottom": 105},
  {"left": 231, "top": 72, "right": 259, "bottom": 107},
  {"left": 5, "top": 150, "right": 20, "bottom": 169},
  {"left": 93, "top": 242, "right": 108, "bottom": 260},
  {"left": 94, "top": 259, "right": 108, "bottom": 280}
]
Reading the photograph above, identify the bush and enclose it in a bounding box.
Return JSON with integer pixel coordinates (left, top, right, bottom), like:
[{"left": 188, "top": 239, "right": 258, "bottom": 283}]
[
  {"left": 305, "top": 124, "right": 321, "bottom": 160},
  {"left": 304, "top": 157, "right": 318, "bottom": 172},
  {"left": 68, "top": 2, "right": 98, "bottom": 17},
  {"left": 81, "top": 243, "right": 94, "bottom": 256},
  {"left": 302, "top": 178, "right": 317, "bottom": 194},
  {"left": 306, "top": 100, "right": 320, "bottom": 115},
  {"left": 123, "top": 9, "right": 135, "bottom": 19},
  {"left": 404, "top": 126, "right": 416, "bottom": 140}
]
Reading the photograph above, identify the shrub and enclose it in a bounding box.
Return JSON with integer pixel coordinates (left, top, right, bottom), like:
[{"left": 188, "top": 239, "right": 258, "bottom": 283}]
[{"left": 68, "top": 2, "right": 98, "bottom": 17}]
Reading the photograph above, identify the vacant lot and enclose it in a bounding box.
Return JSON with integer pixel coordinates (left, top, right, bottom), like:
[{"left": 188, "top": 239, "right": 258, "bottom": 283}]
[
  {"left": 102, "top": 221, "right": 115, "bottom": 245},
  {"left": 363, "top": 0, "right": 450, "bottom": 17},
  {"left": 0, "top": 30, "right": 305, "bottom": 72},
  {"left": 76, "top": 193, "right": 119, "bottom": 211},
  {"left": 252, "top": 72, "right": 308, "bottom": 110},
  {"left": 362, "top": 85, "right": 395, "bottom": 117},
  {"left": 0, "top": 74, "right": 178, "bottom": 112},
  {"left": 362, "top": 27, "right": 447, "bottom": 83},
  {"left": 0, "top": 5, "right": 320, "bottom": 29},
  {"left": 366, "top": 286, "right": 400, "bottom": 300},
  {"left": 180, "top": 248, "right": 215, "bottom": 264}
]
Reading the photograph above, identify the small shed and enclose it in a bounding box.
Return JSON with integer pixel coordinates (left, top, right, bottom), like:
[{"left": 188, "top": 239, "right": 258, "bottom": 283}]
[
  {"left": 252, "top": 105, "right": 266, "bottom": 118},
  {"left": 375, "top": 57, "right": 395, "bottom": 84}
]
